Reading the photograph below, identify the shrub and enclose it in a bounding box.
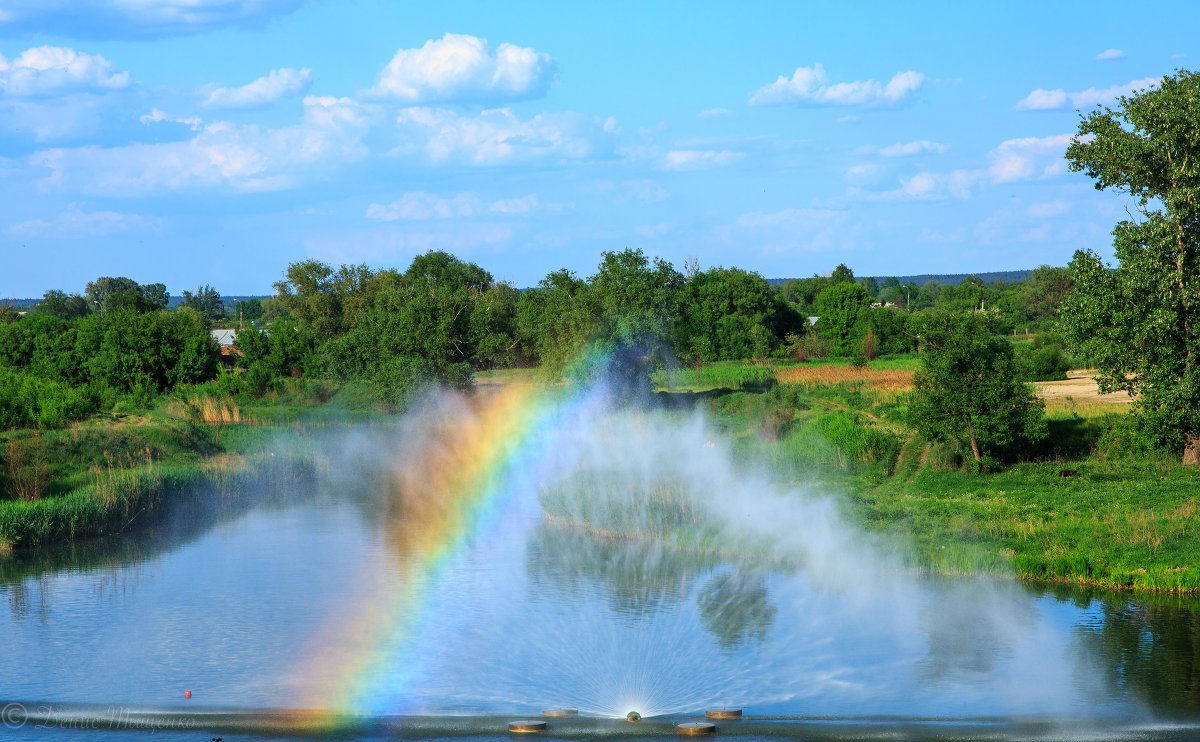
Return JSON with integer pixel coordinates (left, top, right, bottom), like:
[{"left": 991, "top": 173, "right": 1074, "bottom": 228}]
[{"left": 1015, "top": 341, "right": 1070, "bottom": 382}]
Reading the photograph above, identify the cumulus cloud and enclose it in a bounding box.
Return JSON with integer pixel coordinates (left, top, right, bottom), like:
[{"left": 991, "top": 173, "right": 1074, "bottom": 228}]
[
  {"left": 31, "top": 95, "right": 371, "bottom": 195},
  {"left": 750, "top": 63, "right": 924, "bottom": 107},
  {"left": 366, "top": 192, "right": 480, "bottom": 221},
  {"left": 1095, "top": 48, "right": 1125, "bottom": 61},
  {"left": 1015, "top": 77, "right": 1157, "bottom": 110},
  {"left": 203, "top": 67, "right": 312, "bottom": 109},
  {"left": 365, "top": 191, "right": 547, "bottom": 221},
  {"left": 987, "top": 134, "right": 1074, "bottom": 182},
  {"left": 9, "top": 202, "right": 147, "bottom": 238},
  {"left": 394, "top": 106, "right": 617, "bottom": 165},
  {"left": 722, "top": 207, "right": 861, "bottom": 254},
  {"left": 0, "top": 46, "right": 130, "bottom": 97},
  {"left": 489, "top": 194, "right": 540, "bottom": 215},
  {"left": 369, "top": 33, "right": 555, "bottom": 103},
  {"left": 1028, "top": 200, "right": 1071, "bottom": 218},
  {"left": 881, "top": 169, "right": 979, "bottom": 200},
  {"left": 0, "top": 1, "right": 304, "bottom": 39},
  {"left": 661, "top": 149, "right": 743, "bottom": 171},
  {"left": 139, "top": 108, "right": 201, "bottom": 129},
  {"left": 877, "top": 139, "right": 948, "bottom": 157}
]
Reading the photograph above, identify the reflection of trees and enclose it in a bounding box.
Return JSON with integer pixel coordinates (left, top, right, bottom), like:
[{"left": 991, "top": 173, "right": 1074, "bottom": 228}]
[
  {"left": 527, "top": 521, "right": 715, "bottom": 618},
  {"left": 916, "top": 582, "right": 1021, "bottom": 682},
  {"left": 528, "top": 522, "right": 779, "bottom": 651},
  {"left": 1076, "top": 594, "right": 1200, "bottom": 716},
  {"left": 0, "top": 459, "right": 319, "bottom": 615},
  {"left": 697, "top": 570, "right": 776, "bottom": 651}
]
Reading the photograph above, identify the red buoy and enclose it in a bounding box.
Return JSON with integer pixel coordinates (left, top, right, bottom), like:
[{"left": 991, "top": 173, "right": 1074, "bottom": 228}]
[{"left": 184, "top": 690, "right": 192, "bottom": 700}]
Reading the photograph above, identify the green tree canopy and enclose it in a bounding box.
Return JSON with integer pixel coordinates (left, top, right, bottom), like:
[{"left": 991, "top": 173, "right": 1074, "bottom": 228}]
[
  {"left": 1063, "top": 69, "right": 1200, "bottom": 463},
  {"left": 908, "top": 311, "right": 1046, "bottom": 471},
  {"left": 815, "top": 281, "right": 871, "bottom": 356},
  {"left": 675, "top": 267, "right": 795, "bottom": 362},
  {"left": 181, "top": 284, "right": 226, "bottom": 326}
]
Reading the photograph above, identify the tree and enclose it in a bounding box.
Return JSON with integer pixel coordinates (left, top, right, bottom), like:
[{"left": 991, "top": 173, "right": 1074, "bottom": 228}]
[
  {"left": 85, "top": 277, "right": 167, "bottom": 314},
  {"left": 908, "top": 311, "right": 1046, "bottom": 471},
  {"left": 33, "top": 290, "right": 90, "bottom": 320},
  {"left": 815, "top": 282, "right": 870, "bottom": 356},
  {"left": 1062, "top": 69, "right": 1200, "bottom": 464},
  {"left": 675, "top": 267, "right": 797, "bottom": 361},
  {"left": 181, "top": 284, "right": 226, "bottom": 325}
]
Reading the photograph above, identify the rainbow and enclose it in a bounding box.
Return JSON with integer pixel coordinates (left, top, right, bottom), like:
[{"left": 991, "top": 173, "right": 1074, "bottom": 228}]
[{"left": 295, "top": 371, "right": 605, "bottom": 719}]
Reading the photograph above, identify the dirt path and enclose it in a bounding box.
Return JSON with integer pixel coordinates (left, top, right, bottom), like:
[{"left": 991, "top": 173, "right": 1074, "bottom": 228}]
[{"left": 1033, "top": 370, "right": 1131, "bottom": 405}]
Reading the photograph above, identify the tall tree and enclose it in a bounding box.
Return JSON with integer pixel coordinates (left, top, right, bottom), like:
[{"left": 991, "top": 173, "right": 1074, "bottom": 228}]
[
  {"left": 1063, "top": 69, "right": 1200, "bottom": 464},
  {"left": 181, "top": 284, "right": 226, "bottom": 325},
  {"left": 908, "top": 311, "right": 1046, "bottom": 471}
]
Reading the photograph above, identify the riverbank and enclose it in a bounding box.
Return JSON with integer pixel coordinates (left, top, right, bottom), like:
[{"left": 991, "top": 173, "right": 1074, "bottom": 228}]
[{"left": 681, "top": 359, "right": 1200, "bottom": 594}]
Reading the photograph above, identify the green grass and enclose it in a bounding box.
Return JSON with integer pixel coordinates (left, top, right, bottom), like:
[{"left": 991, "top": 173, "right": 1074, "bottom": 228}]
[{"left": 696, "top": 372, "right": 1200, "bottom": 595}]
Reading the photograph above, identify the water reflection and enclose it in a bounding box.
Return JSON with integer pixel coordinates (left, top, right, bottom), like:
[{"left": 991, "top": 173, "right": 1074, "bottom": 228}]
[
  {"left": 697, "top": 570, "right": 776, "bottom": 651},
  {"left": 1073, "top": 591, "right": 1200, "bottom": 716}
]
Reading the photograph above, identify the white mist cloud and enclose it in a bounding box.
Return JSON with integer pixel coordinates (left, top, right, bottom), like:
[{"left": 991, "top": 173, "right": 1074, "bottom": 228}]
[
  {"left": 0, "top": 46, "right": 130, "bottom": 97},
  {"left": 1095, "top": 48, "right": 1125, "bottom": 61},
  {"left": 203, "top": 67, "right": 312, "bottom": 109},
  {"left": 750, "top": 63, "right": 924, "bottom": 107},
  {"left": 369, "top": 33, "right": 556, "bottom": 103}
]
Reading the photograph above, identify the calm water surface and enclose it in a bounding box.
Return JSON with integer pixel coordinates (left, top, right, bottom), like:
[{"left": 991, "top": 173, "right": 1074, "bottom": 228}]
[{"left": 1, "top": 428, "right": 1198, "bottom": 741}]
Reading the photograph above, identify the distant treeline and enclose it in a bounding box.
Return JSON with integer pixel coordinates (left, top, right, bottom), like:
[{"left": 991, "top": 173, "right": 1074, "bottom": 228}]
[
  {"left": 766, "top": 269, "right": 1035, "bottom": 288},
  {"left": 0, "top": 252, "right": 1074, "bottom": 432}
]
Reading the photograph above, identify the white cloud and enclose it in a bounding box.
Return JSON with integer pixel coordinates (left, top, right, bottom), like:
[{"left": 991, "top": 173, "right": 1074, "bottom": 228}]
[
  {"left": 1028, "top": 200, "right": 1071, "bottom": 218},
  {"left": 139, "top": 108, "right": 201, "bottom": 130},
  {"left": 0, "top": 1, "right": 304, "bottom": 39},
  {"left": 394, "top": 106, "right": 617, "bottom": 165},
  {"left": 0, "top": 46, "right": 130, "bottom": 97},
  {"left": 880, "top": 169, "right": 979, "bottom": 200},
  {"left": 366, "top": 192, "right": 480, "bottom": 221},
  {"left": 750, "top": 63, "right": 924, "bottom": 107},
  {"left": 698, "top": 107, "right": 734, "bottom": 119},
  {"left": 489, "top": 194, "right": 540, "bottom": 215},
  {"left": 9, "top": 202, "right": 147, "bottom": 238},
  {"left": 369, "top": 33, "right": 555, "bottom": 103},
  {"left": 662, "top": 149, "right": 743, "bottom": 171},
  {"left": 723, "top": 207, "right": 861, "bottom": 254},
  {"left": 877, "top": 139, "right": 948, "bottom": 157},
  {"left": 1015, "top": 77, "right": 1158, "bottom": 110},
  {"left": 365, "top": 192, "right": 547, "bottom": 221},
  {"left": 203, "top": 67, "right": 312, "bottom": 109},
  {"left": 1095, "top": 48, "right": 1125, "bottom": 61},
  {"left": 987, "top": 134, "right": 1074, "bottom": 183},
  {"left": 31, "top": 95, "right": 371, "bottom": 195}
]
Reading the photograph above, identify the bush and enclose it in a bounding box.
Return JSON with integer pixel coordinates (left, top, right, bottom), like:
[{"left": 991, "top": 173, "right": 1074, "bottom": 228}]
[
  {"left": 0, "top": 367, "right": 110, "bottom": 429},
  {"left": 1015, "top": 341, "right": 1070, "bottom": 382}
]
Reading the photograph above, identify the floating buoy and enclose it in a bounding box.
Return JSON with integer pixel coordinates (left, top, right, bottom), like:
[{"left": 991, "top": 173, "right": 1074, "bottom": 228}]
[
  {"left": 184, "top": 690, "right": 192, "bottom": 700},
  {"left": 705, "top": 709, "right": 741, "bottom": 720},
  {"left": 508, "top": 720, "right": 546, "bottom": 734},
  {"left": 626, "top": 711, "right": 642, "bottom": 722},
  {"left": 678, "top": 722, "right": 716, "bottom": 735}
]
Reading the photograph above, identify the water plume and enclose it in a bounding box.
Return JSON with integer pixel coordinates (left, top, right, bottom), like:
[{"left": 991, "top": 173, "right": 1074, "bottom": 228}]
[{"left": 288, "top": 372, "right": 1124, "bottom": 722}]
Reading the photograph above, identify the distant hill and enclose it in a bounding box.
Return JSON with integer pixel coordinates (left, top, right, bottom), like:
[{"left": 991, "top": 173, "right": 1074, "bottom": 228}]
[{"left": 767, "top": 269, "right": 1036, "bottom": 287}]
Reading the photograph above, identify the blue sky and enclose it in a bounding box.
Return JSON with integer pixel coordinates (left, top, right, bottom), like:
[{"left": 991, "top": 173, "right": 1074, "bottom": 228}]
[{"left": 0, "top": 0, "right": 1195, "bottom": 297}]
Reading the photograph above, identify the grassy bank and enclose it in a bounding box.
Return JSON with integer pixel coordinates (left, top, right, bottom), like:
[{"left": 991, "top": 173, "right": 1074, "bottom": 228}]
[{"left": 668, "top": 357, "right": 1200, "bottom": 595}]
